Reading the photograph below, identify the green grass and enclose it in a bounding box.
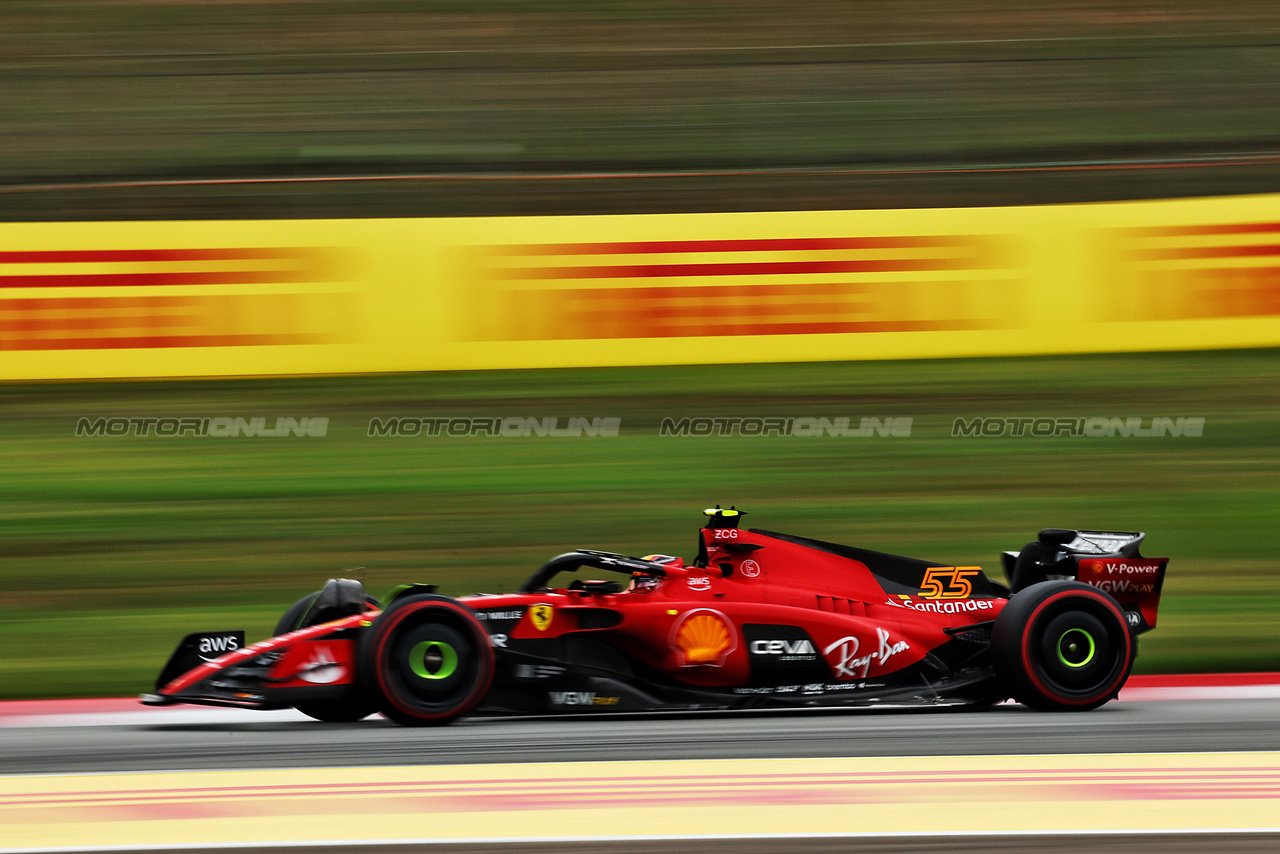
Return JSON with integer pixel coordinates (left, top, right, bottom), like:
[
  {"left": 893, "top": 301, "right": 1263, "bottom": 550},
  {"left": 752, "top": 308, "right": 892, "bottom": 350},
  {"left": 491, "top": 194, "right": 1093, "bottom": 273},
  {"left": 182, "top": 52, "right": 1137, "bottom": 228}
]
[{"left": 1, "top": 349, "right": 1278, "bottom": 698}]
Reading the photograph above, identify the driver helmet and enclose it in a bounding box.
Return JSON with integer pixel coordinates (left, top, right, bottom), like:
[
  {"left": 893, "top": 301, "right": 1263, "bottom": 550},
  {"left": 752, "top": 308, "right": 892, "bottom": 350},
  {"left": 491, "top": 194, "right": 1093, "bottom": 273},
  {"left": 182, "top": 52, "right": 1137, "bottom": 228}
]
[{"left": 633, "top": 554, "right": 683, "bottom": 591}]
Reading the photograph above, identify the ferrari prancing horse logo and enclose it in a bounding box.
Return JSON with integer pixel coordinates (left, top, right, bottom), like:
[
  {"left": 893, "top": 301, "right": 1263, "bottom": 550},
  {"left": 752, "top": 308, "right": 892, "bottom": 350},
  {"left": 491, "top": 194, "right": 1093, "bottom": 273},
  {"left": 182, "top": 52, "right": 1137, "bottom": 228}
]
[{"left": 530, "top": 604, "right": 554, "bottom": 632}]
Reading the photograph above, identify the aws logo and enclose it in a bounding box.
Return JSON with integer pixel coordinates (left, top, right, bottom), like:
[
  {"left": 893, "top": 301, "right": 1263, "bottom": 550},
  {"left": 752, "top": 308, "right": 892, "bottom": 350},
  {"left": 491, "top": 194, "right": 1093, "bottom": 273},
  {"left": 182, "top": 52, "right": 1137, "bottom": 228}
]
[{"left": 195, "top": 633, "right": 241, "bottom": 662}]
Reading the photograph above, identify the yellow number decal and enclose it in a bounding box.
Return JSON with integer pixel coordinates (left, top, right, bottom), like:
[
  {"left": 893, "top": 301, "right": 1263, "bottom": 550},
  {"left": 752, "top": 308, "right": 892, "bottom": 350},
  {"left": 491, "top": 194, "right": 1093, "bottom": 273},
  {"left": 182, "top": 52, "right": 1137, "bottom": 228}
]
[
  {"left": 919, "top": 567, "right": 983, "bottom": 599},
  {"left": 919, "top": 569, "right": 946, "bottom": 598}
]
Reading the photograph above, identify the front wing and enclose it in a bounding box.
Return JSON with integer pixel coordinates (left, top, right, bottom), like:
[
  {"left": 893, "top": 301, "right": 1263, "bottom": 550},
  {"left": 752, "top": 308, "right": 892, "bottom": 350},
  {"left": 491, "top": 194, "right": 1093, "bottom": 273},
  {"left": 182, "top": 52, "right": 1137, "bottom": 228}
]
[{"left": 142, "top": 613, "right": 373, "bottom": 710}]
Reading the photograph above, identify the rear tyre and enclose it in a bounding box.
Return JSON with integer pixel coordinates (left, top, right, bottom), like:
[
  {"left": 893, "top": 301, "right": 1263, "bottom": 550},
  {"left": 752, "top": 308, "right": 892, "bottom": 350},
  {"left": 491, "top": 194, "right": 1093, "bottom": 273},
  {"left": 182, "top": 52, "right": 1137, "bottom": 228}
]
[
  {"left": 991, "top": 580, "right": 1134, "bottom": 711},
  {"left": 274, "top": 589, "right": 382, "bottom": 723},
  {"left": 358, "top": 594, "right": 494, "bottom": 726}
]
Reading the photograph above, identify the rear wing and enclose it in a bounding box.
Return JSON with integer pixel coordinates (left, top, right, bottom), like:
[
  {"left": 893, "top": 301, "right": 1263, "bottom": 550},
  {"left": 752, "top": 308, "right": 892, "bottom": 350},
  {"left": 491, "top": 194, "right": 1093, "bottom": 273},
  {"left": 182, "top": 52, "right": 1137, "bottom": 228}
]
[
  {"left": 1003, "top": 529, "right": 1168, "bottom": 633},
  {"left": 1075, "top": 554, "right": 1168, "bottom": 632}
]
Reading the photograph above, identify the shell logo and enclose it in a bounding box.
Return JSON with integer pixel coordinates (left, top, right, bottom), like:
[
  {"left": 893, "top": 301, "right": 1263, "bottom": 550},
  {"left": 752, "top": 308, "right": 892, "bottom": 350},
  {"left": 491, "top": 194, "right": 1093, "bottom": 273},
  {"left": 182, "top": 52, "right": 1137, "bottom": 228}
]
[{"left": 671, "top": 609, "right": 736, "bottom": 667}]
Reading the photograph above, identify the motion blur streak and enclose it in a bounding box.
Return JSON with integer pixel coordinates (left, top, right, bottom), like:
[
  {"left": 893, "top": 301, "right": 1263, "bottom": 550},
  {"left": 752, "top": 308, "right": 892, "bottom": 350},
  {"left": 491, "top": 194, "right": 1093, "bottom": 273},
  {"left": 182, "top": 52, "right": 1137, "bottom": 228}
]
[
  {"left": 4, "top": 151, "right": 1280, "bottom": 195},
  {"left": 3, "top": 1, "right": 1280, "bottom": 220}
]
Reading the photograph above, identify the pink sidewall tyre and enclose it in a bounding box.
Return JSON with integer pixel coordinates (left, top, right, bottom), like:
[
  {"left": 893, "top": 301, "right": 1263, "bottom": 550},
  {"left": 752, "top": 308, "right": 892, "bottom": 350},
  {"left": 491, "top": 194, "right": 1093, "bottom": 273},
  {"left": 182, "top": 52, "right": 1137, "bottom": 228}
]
[
  {"left": 991, "top": 580, "right": 1134, "bottom": 711},
  {"left": 359, "top": 594, "right": 494, "bottom": 726}
]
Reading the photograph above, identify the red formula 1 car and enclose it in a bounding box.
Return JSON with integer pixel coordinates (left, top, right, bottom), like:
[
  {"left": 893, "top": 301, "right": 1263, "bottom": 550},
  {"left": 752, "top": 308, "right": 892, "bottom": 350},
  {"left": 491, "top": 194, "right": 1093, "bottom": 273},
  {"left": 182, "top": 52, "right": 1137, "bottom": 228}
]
[{"left": 144, "top": 508, "right": 1168, "bottom": 724}]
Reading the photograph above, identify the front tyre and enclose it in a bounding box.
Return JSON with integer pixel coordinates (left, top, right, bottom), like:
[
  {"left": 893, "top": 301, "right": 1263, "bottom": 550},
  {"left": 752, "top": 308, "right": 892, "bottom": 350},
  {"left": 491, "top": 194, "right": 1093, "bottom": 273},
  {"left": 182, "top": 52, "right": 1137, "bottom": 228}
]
[
  {"left": 991, "top": 580, "right": 1134, "bottom": 711},
  {"left": 358, "top": 594, "right": 494, "bottom": 726}
]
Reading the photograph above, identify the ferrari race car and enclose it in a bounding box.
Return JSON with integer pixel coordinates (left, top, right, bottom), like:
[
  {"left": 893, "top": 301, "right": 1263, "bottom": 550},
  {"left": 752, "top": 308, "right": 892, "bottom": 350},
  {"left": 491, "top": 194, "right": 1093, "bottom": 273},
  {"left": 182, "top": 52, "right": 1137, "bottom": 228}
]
[{"left": 143, "top": 508, "right": 1168, "bottom": 725}]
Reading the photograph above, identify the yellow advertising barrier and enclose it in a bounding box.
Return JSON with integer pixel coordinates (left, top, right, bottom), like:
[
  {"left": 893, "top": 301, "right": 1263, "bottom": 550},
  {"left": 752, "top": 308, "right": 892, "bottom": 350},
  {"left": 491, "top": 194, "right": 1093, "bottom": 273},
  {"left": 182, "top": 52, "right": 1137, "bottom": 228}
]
[{"left": 2, "top": 193, "right": 1279, "bottom": 380}]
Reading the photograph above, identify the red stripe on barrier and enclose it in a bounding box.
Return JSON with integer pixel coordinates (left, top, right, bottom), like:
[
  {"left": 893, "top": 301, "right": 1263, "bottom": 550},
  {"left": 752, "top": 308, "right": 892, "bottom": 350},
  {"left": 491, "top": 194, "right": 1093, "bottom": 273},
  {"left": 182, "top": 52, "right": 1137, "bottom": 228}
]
[
  {"left": 1, "top": 334, "right": 320, "bottom": 351},
  {"left": 490, "top": 237, "right": 976, "bottom": 256},
  {"left": 0, "top": 270, "right": 312, "bottom": 289},
  {"left": 0, "top": 249, "right": 302, "bottom": 264},
  {"left": 502, "top": 257, "right": 972, "bottom": 280},
  {"left": 1132, "top": 223, "right": 1280, "bottom": 238},
  {"left": 1137, "top": 244, "right": 1280, "bottom": 261}
]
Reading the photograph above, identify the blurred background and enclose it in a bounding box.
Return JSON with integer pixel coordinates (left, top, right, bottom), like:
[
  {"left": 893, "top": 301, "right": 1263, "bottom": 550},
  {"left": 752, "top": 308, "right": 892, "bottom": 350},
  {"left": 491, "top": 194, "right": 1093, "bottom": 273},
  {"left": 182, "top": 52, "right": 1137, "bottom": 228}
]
[
  {"left": 5, "top": 0, "right": 1280, "bottom": 220},
  {"left": 2, "top": 1, "right": 1279, "bottom": 698}
]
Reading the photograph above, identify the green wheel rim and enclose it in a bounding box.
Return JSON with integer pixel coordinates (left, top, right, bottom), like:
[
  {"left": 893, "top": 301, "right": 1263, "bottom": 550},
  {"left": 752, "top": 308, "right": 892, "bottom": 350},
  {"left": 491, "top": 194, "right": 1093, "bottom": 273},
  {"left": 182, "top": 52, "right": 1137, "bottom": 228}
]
[
  {"left": 1056, "top": 628, "right": 1096, "bottom": 669},
  {"left": 409, "top": 640, "right": 458, "bottom": 680}
]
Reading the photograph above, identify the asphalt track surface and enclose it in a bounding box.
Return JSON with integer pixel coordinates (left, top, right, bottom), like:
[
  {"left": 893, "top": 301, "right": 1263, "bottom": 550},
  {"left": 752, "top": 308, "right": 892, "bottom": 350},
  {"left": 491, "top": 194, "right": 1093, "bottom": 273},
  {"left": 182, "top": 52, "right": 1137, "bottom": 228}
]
[
  {"left": 4, "top": 698, "right": 1280, "bottom": 776},
  {"left": 4, "top": 699, "right": 1280, "bottom": 852},
  {"left": 30, "top": 839, "right": 1276, "bottom": 854}
]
